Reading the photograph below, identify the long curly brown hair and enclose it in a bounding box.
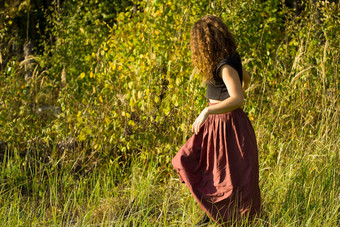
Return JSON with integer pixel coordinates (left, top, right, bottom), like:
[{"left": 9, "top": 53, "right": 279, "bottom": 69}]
[{"left": 190, "top": 15, "right": 237, "bottom": 83}]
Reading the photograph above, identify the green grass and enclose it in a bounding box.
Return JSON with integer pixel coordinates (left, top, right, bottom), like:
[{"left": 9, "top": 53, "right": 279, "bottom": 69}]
[
  {"left": 0, "top": 132, "right": 338, "bottom": 226},
  {"left": 0, "top": 0, "right": 339, "bottom": 226}
]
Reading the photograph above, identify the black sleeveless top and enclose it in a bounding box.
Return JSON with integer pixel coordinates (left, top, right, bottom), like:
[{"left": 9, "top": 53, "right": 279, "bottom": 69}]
[{"left": 206, "top": 53, "right": 243, "bottom": 100}]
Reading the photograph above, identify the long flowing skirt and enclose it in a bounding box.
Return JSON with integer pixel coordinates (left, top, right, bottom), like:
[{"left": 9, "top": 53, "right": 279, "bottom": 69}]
[{"left": 172, "top": 105, "right": 261, "bottom": 225}]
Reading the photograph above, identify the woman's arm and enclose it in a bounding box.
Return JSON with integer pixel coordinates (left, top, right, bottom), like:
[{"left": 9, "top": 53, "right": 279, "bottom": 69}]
[
  {"left": 192, "top": 65, "right": 244, "bottom": 134},
  {"left": 206, "top": 65, "right": 244, "bottom": 114}
]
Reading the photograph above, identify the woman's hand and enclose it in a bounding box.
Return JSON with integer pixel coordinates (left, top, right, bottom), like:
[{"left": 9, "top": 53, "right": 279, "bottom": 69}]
[{"left": 192, "top": 108, "right": 210, "bottom": 135}]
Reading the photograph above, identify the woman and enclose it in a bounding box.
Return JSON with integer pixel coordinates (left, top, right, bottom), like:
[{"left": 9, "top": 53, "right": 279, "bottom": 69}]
[{"left": 172, "top": 15, "right": 261, "bottom": 226}]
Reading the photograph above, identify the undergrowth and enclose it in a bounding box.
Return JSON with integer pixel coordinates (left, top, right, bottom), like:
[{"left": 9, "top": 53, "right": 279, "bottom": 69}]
[{"left": 0, "top": 0, "right": 339, "bottom": 226}]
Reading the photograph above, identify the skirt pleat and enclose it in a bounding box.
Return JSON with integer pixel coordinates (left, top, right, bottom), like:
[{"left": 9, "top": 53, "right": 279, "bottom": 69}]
[{"left": 172, "top": 106, "right": 261, "bottom": 224}]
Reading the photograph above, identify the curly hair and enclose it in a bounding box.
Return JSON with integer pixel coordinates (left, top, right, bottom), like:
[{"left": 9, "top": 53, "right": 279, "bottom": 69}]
[{"left": 190, "top": 15, "right": 237, "bottom": 83}]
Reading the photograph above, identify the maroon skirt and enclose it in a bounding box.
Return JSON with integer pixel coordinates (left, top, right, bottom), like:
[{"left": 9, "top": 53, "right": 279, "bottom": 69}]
[{"left": 172, "top": 103, "right": 261, "bottom": 225}]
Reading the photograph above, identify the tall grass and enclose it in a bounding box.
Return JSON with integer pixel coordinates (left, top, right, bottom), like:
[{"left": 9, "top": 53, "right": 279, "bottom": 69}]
[
  {"left": 0, "top": 0, "right": 339, "bottom": 226},
  {"left": 0, "top": 140, "right": 338, "bottom": 226}
]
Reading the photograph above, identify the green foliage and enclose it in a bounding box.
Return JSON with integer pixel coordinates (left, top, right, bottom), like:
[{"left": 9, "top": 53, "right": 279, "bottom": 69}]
[{"left": 0, "top": 0, "right": 339, "bottom": 225}]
